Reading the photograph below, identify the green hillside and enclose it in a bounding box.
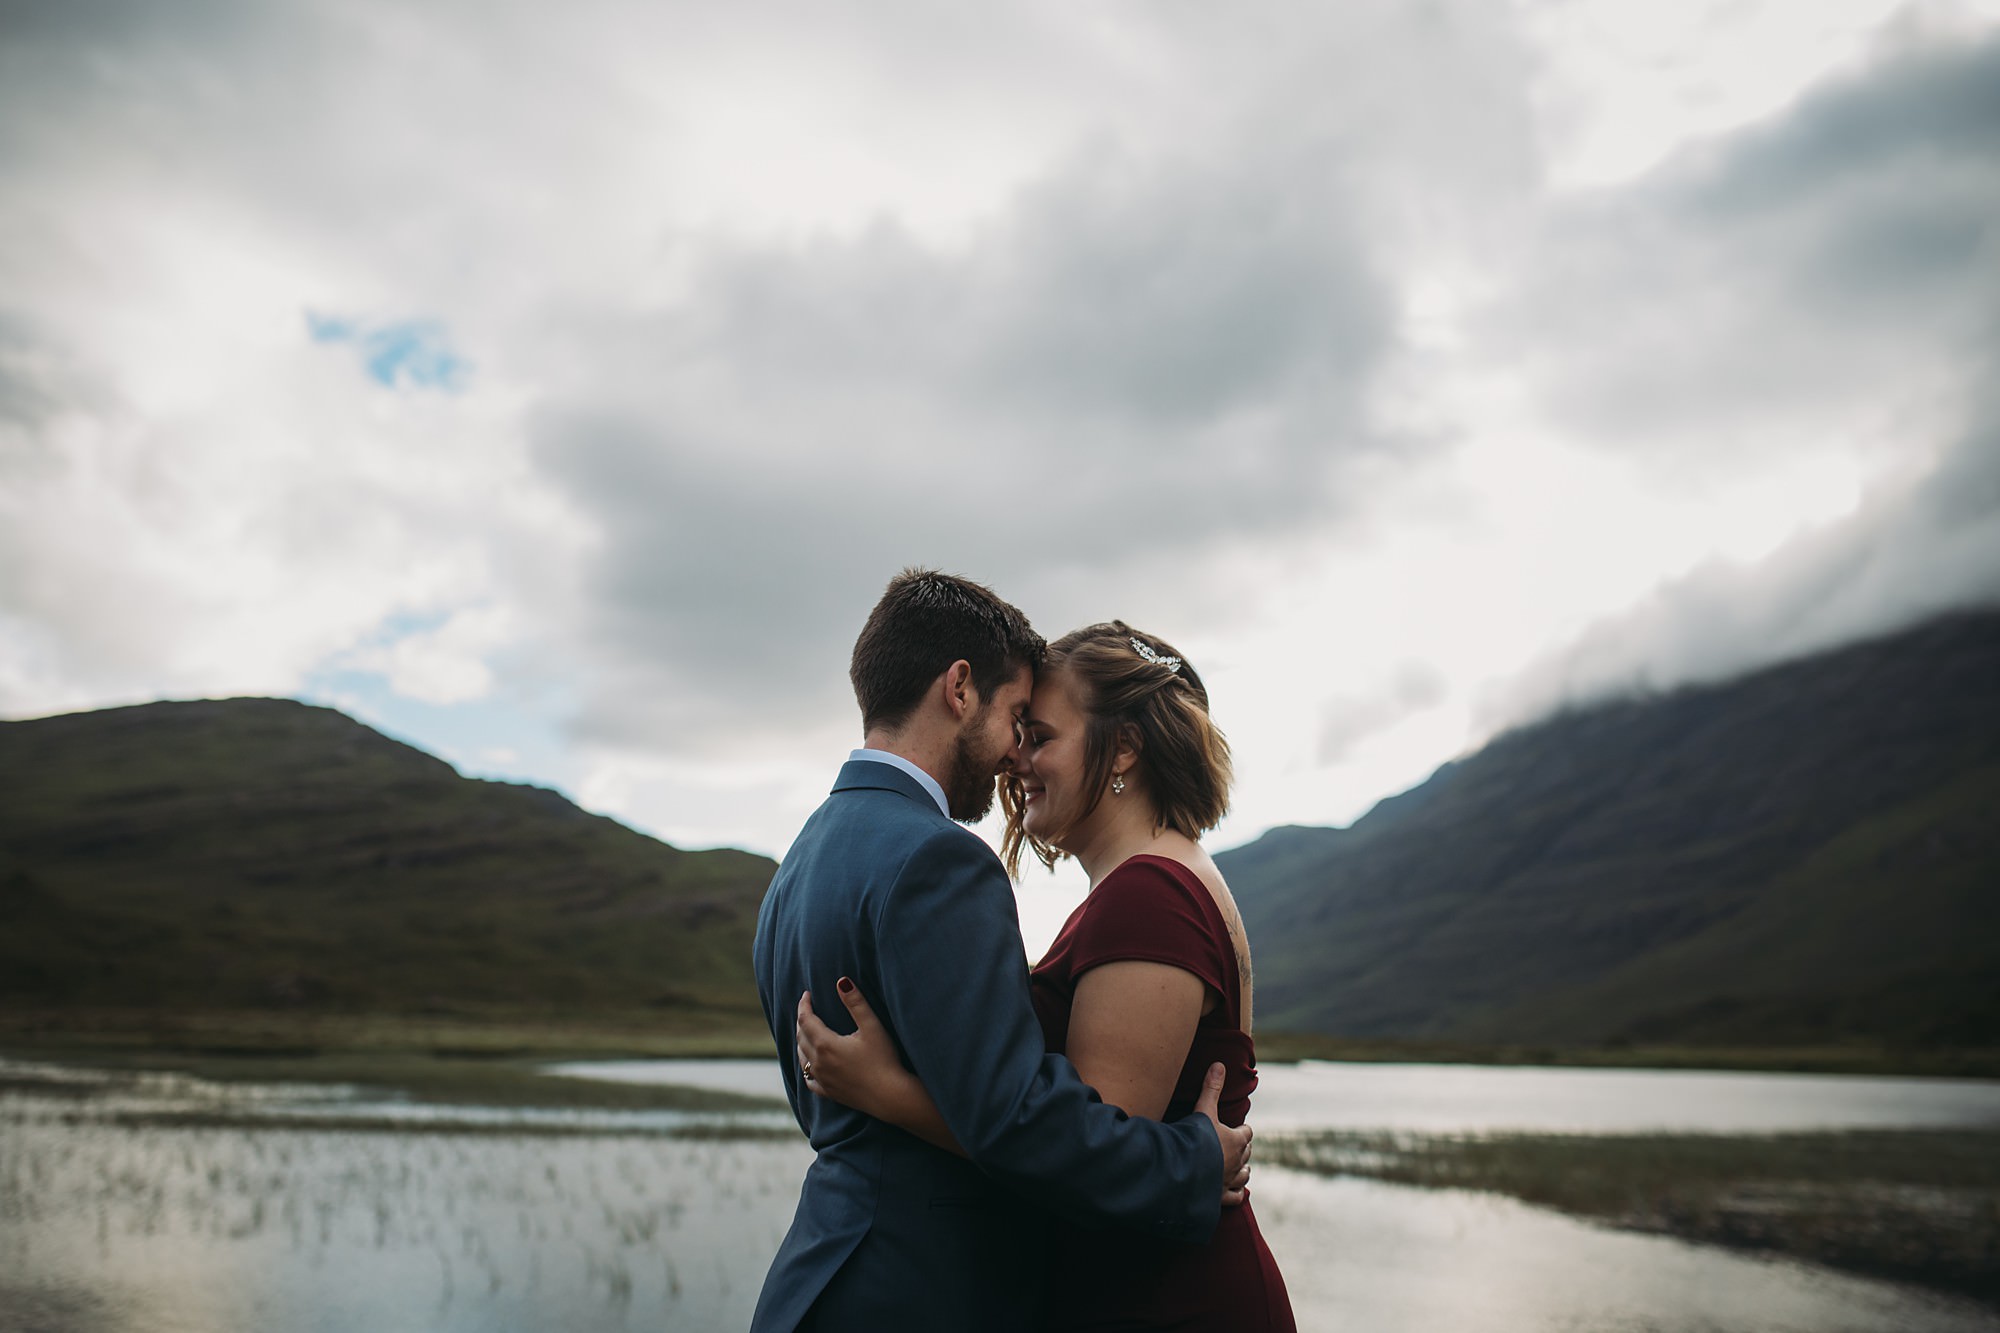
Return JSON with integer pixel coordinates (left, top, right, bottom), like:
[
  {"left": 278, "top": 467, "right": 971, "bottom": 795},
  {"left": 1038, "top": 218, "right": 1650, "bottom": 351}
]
[
  {"left": 0, "top": 698, "right": 775, "bottom": 1021},
  {"left": 1220, "top": 611, "right": 2000, "bottom": 1050}
]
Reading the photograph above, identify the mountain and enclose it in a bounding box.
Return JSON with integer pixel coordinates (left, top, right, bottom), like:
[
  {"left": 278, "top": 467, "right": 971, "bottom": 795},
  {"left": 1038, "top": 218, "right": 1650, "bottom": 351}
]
[
  {"left": 1219, "top": 611, "right": 2000, "bottom": 1049},
  {"left": 0, "top": 698, "right": 776, "bottom": 1016}
]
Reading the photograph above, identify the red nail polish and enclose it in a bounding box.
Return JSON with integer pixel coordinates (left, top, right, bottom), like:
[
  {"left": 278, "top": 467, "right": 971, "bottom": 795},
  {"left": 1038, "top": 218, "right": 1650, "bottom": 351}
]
[{"left": 837, "top": 977, "right": 854, "bottom": 994}]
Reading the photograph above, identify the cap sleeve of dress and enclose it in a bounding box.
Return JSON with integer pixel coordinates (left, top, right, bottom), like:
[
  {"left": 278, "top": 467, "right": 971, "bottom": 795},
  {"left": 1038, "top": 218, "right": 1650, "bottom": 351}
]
[{"left": 1064, "top": 857, "right": 1228, "bottom": 996}]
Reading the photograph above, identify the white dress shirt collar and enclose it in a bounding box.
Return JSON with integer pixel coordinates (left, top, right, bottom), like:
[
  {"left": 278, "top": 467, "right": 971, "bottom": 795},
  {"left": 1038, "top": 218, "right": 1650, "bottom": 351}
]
[{"left": 849, "top": 747, "right": 951, "bottom": 819}]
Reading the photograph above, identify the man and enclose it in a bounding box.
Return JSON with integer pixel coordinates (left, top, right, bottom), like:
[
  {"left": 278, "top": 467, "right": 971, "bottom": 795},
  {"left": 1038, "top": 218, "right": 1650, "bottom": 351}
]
[{"left": 751, "top": 569, "right": 1252, "bottom": 1332}]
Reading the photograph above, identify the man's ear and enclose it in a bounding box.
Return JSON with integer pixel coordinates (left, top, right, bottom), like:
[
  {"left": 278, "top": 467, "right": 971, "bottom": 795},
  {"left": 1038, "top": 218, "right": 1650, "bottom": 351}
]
[{"left": 941, "top": 660, "right": 977, "bottom": 720}]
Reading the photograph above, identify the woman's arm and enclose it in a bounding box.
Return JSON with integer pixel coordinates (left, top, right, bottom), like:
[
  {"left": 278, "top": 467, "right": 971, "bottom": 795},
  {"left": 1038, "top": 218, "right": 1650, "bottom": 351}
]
[
  {"left": 1062, "top": 961, "right": 1209, "bottom": 1120},
  {"left": 798, "top": 959, "right": 1208, "bottom": 1130},
  {"left": 795, "top": 982, "right": 965, "bottom": 1156},
  {"left": 800, "top": 977, "right": 1250, "bottom": 1204}
]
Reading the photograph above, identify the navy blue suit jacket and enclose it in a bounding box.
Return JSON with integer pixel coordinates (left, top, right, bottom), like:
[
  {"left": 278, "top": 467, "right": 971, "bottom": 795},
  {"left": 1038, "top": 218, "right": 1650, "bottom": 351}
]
[{"left": 750, "top": 760, "right": 1222, "bottom": 1332}]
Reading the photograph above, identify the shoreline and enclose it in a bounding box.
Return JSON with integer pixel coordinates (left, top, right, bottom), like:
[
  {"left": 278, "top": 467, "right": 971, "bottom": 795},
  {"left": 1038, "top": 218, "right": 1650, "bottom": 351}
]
[
  {"left": 6, "top": 1008, "right": 1996, "bottom": 1080},
  {"left": 1253, "top": 1032, "right": 2000, "bottom": 1081}
]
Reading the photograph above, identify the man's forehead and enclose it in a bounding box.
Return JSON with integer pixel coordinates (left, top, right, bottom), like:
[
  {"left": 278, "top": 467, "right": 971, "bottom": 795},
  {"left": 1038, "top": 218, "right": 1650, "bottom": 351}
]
[{"left": 1001, "top": 666, "right": 1035, "bottom": 711}]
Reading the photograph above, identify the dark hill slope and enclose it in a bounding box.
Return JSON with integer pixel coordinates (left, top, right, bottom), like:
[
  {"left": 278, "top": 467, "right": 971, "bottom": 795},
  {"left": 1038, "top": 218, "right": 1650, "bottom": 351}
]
[
  {"left": 1219, "top": 612, "right": 2000, "bottom": 1047},
  {"left": 0, "top": 698, "right": 775, "bottom": 1015}
]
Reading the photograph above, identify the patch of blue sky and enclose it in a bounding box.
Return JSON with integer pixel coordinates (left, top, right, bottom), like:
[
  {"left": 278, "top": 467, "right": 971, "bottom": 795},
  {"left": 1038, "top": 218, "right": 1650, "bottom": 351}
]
[
  {"left": 305, "top": 310, "right": 469, "bottom": 391},
  {"left": 300, "top": 664, "right": 579, "bottom": 802}
]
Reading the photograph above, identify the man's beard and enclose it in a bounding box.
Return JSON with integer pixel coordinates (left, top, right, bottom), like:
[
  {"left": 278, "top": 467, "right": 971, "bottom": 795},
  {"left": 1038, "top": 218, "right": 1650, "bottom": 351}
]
[{"left": 945, "top": 722, "right": 1004, "bottom": 823}]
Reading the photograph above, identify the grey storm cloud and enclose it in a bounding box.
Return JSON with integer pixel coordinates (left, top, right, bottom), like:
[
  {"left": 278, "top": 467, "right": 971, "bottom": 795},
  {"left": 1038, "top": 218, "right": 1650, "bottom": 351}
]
[
  {"left": 483, "top": 0, "right": 1540, "bottom": 757},
  {"left": 1493, "top": 29, "right": 2000, "bottom": 459},
  {"left": 0, "top": 312, "right": 104, "bottom": 442},
  {"left": 1490, "top": 401, "right": 2000, "bottom": 729},
  {"left": 1318, "top": 662, "right": 1449, "bottom": 763},
  {"left": 9, "top": 0, "right": 1994, "bottom": 801},
  {"left": 1486, "top": 28, "right": 2000, "bottom": 726},
  {"left": 660, "top": 141, "right": 1400, "bottom": 434},
  {"left": 530, "top": 142, "right": 1415, "bottom": 750},
  {"left": 0, "top": 0, "right": 1539, "bottom": 745}
]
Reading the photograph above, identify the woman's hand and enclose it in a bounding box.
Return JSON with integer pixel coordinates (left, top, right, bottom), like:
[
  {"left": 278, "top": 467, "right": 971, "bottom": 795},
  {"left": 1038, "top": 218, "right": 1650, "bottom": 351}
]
[
  {"left": 796, "top": 980, "right": 965, "bottom": 1155},
  {"left": 795, "top": 978, "right": 915, "bottom": 1120}
]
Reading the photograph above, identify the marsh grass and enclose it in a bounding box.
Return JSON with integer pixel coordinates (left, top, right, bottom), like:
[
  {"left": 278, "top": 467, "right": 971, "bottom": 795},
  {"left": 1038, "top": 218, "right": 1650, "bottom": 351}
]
[
  {"left": 0, "top": 1005, "right": 775, "bottom": 1060},
  {"left": 0, "top": 1043, "right": 787, "bottom": 1116},
  {"left": 1264, "top": 1128, "right": 2000, "bottom": 1301},
  {"left": 0, "top": 1006, "right": 787, "bottom": 1117},
  {"left": 99, "top": 1052, "right": 783, "bottom": 1113},
  {"left": 0, "top": 1106, "right": 812, "bottom": 1330},
  {"left": 15, "top": 1052, "right": 784, "bottom": 1113},
  {"left": 58, "top": 1110, "right": 802, "bottom": 1139}
]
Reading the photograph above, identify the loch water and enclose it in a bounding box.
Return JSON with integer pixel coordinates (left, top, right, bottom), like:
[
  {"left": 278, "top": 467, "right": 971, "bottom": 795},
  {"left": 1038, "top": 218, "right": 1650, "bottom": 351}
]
[{"left": 4, "top": 1057, "right": 1997, "bottom": 1332}]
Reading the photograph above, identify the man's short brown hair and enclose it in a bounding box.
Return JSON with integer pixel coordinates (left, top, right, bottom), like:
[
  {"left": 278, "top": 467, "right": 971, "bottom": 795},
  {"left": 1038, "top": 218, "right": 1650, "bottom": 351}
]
[{"left": 850, "top": 569, "right": 1045, "bottom": 732}]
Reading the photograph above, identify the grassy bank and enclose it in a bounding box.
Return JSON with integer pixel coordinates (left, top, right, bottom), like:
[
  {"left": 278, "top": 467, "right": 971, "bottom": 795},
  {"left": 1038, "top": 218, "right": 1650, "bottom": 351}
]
[
  {"left": 0, "top": 1004, "right": 775, "bottom": 1059},
  {"left": 0, "top": 1005, "right": 785, "bottom": 1114},
  {"left": 0, "top": 1048, "right": 785, "bottom": 1113},
  {"left": 1264, "top": 1127, "right": 2000, "bottom": 1304},
  {"left": 1253, "top": 1031, "right": 2000, "bottom": 1079}
]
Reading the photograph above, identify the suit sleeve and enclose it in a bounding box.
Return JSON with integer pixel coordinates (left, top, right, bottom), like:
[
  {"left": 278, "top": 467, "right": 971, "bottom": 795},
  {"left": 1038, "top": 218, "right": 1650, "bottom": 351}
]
[{"left": 869, "top": 826, "right": 1222, "bottom": 1244}]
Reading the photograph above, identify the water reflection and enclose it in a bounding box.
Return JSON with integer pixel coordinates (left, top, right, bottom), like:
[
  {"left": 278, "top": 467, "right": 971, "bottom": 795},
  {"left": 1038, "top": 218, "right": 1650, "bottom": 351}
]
[
  {"left": 2, "top": 1100, "right": 811, "bottom": 1333},
  {"left": 1257, "top": 1171, "right": 1999, "bottom": 1333},
  {"left": 1253, "top": 1061, "right": 2000, "bottom": 1133},
  {"left": 5, "top": 1059, "right": 1998, "bottom": 1332}
]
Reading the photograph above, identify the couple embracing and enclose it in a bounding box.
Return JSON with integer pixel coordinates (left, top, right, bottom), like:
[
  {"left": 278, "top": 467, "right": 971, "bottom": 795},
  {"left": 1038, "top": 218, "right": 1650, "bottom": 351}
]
[{"left": 752, "top": 569, "right": 1295, "bottom": 1332}]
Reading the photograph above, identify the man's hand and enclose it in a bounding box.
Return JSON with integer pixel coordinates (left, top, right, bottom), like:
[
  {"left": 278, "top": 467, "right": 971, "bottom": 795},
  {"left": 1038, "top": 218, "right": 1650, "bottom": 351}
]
[{"left": 1191, "top": 1061, "right": 1252, "bottom": 1206}]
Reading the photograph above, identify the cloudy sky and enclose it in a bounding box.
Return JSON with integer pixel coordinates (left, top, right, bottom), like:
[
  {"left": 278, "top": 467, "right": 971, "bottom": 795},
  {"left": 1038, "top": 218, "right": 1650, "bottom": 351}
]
[{"left": 4, "top": 0, "right": 1997, "bottom": 946}]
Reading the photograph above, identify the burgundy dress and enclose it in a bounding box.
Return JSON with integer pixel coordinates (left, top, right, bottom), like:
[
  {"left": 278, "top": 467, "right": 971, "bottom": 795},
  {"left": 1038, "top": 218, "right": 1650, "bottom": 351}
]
[{"left": 1029, "top": 855, "right": 1296, "bottom": 1333}]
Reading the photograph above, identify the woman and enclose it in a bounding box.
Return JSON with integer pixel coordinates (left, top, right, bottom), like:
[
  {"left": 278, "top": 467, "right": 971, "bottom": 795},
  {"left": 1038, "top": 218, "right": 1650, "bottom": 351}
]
[{"left": 795, "top": 621, "right": 1295, "bottom": 1332}]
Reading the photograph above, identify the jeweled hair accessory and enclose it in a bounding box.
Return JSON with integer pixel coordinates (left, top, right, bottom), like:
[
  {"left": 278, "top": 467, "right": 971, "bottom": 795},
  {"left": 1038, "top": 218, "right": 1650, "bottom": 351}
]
[{"left": 1130, "top": 637, "right": 1182, "bottom": 673}]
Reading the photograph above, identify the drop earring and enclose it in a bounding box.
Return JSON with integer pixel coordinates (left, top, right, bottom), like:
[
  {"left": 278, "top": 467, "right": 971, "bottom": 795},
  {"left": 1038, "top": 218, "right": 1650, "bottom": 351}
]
[{"left": 1111, "top": 773, "right": 1126, "bottom": 795}]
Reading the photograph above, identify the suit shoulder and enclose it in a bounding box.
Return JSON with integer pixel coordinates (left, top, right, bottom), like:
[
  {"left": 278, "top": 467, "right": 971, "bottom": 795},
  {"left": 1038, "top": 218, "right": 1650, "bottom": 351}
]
[
  {"left": 904, "top": 817, "right": 1001, "bottom": 863},
  {"left": 880, "top": 820, "right": 1008, "bottom": 902},
  {"left": 782, "top": 790, "right": 995, "bottom": 881}
]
